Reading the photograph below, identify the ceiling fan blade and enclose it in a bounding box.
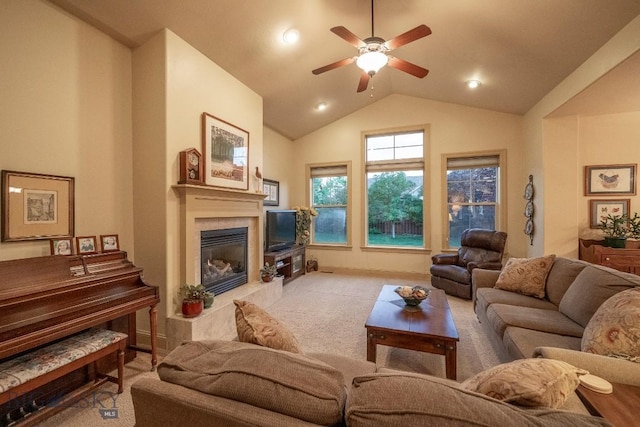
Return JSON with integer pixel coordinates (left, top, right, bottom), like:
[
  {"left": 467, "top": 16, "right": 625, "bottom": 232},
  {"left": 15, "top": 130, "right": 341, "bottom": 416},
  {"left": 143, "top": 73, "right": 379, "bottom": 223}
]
[
  {"left": 384, "top": 24, "right": 432, "bottom": 50},
  {"left": 330, "top": 26, "right": 366, "bottom": 48},
  {"left": 312, "top": 57, "right": 355, "bottom": 75},
  {"left": 387, "top": 57, "right": 429, "bottom": 78},
  {"left": 357, "top": 71, "right": 370, "bottom": 93}
]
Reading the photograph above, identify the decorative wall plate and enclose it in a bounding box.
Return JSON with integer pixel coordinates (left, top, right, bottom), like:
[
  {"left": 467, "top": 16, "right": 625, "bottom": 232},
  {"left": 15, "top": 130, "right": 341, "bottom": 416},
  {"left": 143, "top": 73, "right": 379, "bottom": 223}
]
[{"left": 524, "top": 201, "right": 534, "bottom": 218}]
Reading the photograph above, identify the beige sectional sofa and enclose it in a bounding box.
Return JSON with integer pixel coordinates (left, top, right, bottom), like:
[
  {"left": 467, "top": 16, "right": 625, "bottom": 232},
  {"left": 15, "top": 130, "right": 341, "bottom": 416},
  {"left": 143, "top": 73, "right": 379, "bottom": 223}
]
[
  {"left": 472, "top": 257, "right": 640, "bottom": 360},
  {"left": 472, "top": 256, "right": 640, "bottom": 398},
  {"left": 132, "top": 340, "right": 610, "bottom": 426}
]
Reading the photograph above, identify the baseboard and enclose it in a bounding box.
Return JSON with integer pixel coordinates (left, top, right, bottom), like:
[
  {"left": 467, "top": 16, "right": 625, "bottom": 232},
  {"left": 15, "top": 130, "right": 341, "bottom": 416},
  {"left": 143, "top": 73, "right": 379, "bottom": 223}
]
[
  {"left": 317, "top": 266, "right": 430, "bottom": 281},
  {"left": 136, "top": 330, "right": 169, "bottom": 355}
]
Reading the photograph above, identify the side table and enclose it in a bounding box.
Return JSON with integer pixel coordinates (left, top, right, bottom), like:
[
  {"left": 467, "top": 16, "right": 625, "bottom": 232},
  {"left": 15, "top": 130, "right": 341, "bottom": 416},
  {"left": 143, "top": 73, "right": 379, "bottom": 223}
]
[{"left": 576, "top": 382, "right": 640, "bottom": 427}]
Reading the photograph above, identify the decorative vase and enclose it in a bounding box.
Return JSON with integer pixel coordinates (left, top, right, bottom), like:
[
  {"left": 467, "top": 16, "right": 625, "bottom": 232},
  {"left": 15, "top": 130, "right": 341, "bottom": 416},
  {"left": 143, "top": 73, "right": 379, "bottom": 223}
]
[
  {"left": 203, "top": 293, "right": 214, "bottom": 309},
  {"left": 604, "top": 236, "right": 627, "bottom": 248},
  {"left": 181, "top": 299, "right": 203, "bottom": 318}
]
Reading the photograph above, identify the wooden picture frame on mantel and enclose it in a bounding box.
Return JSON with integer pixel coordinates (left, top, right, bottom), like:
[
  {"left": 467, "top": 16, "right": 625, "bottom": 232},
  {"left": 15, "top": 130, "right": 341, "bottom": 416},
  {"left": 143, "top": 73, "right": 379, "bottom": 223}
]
[{"left": 201, "top": 113, "right": 249, "bottom": 190}]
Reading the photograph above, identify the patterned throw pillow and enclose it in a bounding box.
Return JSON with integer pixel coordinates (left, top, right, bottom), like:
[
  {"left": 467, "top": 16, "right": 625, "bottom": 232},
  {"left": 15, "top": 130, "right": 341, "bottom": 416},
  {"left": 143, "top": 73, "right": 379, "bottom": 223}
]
[
  {"left": 494, "top": 255, "right": 556, "bottom": 298},
  {"left": 233, "top": 300, "right": 302, "bottom": 353},
  {"left": 581, "top": 287, "right": 640, "bottom": 362},
  {"left": 461, "top": 358, "right": 588, "bottom": 408}
]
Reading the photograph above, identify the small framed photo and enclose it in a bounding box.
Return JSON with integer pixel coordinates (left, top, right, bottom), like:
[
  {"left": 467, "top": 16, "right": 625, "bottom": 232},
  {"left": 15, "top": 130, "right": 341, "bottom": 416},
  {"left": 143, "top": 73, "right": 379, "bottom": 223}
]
[
  {"left": 585, "top": 164, "right": 637, "bottom": 196},
  {"left": 50, "top": 238, "right": 74, "bottom": 255},
  {"left": 76, "top": 236, "right": 97, "bottom": 255},
  {"left": 100, "top": 234, "right": 120, "bottom": 252},
  {"left": 589, "top": 199, "right": 630, "bottom": 228},
  {"left": 263, "top": 179, "right": 279, "bottom": 206}
]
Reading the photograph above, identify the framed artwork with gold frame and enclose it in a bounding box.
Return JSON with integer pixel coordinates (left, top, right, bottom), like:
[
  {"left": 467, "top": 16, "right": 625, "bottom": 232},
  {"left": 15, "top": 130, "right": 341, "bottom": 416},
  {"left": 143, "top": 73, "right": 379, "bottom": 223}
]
[{"left": 1, "top": 170, "right": 74, "bottom": 242}]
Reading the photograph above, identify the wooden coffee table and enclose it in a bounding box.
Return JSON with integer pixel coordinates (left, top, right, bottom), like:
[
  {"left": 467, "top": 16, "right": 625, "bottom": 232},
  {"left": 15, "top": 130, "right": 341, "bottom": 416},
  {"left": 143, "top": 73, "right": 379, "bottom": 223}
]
[{"left": 365, "top": 286, "right": 459, "bottom": 379}]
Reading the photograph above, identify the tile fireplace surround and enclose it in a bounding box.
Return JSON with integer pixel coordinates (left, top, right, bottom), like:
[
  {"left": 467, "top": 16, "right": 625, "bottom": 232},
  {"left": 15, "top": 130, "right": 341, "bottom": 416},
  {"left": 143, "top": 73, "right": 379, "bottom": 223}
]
[{"left": 167, "top": 185, "right": 282, "bottom": 350}]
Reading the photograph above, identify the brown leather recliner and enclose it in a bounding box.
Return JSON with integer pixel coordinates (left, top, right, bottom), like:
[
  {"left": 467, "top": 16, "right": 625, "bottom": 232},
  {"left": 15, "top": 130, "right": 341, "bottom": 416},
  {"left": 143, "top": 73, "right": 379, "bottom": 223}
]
[{"left": 430, "top": 229, "right": 507, "bottom": 300}]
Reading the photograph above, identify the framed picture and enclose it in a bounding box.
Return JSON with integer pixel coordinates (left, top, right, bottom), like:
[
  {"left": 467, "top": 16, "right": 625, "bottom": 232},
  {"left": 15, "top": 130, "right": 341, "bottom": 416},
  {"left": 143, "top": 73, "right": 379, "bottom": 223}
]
[
  {"left": 263, "top": 179, "right": 279, "bottom": 206},
  {"left": 589, "top": 199, "right": 630, "bottom": 228},
  {"left": 76, "top": 236, "right": 97, "bottom": 255},
  {"left": 100, "top": 234, "right": 120, "bottom": 252},
  {"left": 201, "top": 112, "right": 249, "bottom": 190},
  {"left": 584, "top": 164, "right": 637, "bottom": 196},
  {"left": 50, "top": 238, "right": 74, "bottom": 255},
  {"left": 1, "top": 170, "right": 75, "bottom": 242}
]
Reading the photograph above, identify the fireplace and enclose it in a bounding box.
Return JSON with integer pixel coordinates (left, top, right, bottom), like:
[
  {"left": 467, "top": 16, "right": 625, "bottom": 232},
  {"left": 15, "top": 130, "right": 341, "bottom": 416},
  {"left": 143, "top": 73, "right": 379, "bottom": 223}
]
[{"left": 201, "top": 227, "right": 248, "bottom": 295}]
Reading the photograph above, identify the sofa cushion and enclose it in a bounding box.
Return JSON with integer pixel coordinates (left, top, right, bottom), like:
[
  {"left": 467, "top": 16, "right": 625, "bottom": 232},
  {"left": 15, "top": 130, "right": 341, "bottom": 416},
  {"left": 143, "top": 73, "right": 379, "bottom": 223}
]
[
  {"left": 157, "top": 340, "right": 346, "bottom": 426},
  {"left": 559, "top": 265, "right": 640, "bottom": 328},
  {"left": 345, "top": 373, "right": 609, "bottom": 427},
  {"left": 545, "top": 258, "right": 589, "bottom": 306},
  {"left": 476, "top": 288, "right": 557, "bottom": 316},
  {"left": 233, "top": 300, "right": 302, "bottom": 353},
  {"left": 494, "top": 255, "right": 556, "bottom": 298},
  {"left": 581, "top": 287, "right": 640, "bottom": 361},
  {"left": 461, "top": 359, "right": 587, "bottom": 409},
  {"left": 503, "top": 327, "right": 582, "bottom": 360},
  {"left": 486, "top": 304, "right": 585, "bottom": 339}
]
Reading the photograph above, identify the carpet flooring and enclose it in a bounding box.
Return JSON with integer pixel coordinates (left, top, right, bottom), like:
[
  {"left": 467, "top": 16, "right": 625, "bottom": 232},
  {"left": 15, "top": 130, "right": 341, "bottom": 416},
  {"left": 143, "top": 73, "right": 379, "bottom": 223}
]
[{"left": 38, "top": 271, "right": 501, "bottom": 426}]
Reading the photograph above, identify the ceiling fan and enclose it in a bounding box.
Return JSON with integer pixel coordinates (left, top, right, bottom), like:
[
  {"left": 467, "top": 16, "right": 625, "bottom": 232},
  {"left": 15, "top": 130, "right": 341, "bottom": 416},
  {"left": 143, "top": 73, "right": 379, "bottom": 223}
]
[{"left": 312, "top": 0, "right": 431, "bottom": 93}]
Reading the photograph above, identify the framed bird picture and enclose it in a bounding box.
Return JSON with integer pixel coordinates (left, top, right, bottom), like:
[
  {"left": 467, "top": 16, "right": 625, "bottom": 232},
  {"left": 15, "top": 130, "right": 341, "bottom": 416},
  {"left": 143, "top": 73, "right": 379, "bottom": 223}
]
[{"left": 584, "top": 164, "right": 637, "bottom": 196}]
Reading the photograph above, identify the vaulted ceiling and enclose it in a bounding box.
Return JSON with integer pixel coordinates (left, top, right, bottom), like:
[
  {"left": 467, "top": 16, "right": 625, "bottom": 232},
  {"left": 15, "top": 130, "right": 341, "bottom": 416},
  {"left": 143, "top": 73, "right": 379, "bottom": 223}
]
[{"left": 49, "top": 0, "right": 640, "bottom": 139}]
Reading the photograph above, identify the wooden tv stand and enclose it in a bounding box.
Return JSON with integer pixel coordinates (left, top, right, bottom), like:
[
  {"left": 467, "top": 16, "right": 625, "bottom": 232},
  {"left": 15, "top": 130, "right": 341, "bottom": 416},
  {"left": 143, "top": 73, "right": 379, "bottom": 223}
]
[{"left": 264, "top": 245, "right": 306, "bottom": 284}]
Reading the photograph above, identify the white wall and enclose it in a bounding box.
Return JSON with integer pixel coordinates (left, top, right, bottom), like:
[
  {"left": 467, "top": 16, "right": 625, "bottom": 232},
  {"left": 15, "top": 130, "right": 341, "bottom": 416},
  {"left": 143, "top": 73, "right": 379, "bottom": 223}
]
[
  {"left": 292, "top": 94, "right": 524, "bottom": 275},
  {"left": 0, "top": 0, "right": 133, "bottom": 261}
]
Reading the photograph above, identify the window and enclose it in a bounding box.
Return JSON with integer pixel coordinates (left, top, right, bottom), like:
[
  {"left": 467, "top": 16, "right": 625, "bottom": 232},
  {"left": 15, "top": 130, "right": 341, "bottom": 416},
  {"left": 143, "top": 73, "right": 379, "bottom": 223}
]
[
  {"left": 365, "top": 129, "right": 426, "bottom": 248},
  {"left": 308, "top": 163, "right": 350, "bottom": 245},
  {"left": 444, "top": 152, "right": 505, "bottom": 248}
]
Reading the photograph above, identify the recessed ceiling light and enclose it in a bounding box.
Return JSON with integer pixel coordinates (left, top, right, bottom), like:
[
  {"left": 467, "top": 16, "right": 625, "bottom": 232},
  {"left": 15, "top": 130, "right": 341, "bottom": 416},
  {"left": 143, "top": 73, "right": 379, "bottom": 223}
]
[
  {"left": 466, "top": 80, "right": 482, "bottom": 89},
  {"left": 283, "top": 28, "right": 300, "bottom": 44},
  {"left": 315, "top": 102, "right": 327, "bottom": 111}
]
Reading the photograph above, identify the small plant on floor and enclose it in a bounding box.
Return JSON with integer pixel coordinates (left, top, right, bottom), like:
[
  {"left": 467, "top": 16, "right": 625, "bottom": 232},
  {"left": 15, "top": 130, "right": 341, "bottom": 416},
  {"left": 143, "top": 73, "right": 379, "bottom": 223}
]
[
  {"left": 179, "top": 284, "right": 206, "bottom": 318},
  {"left": 260, "top": 262, "right": 278, "bottom": 282}
]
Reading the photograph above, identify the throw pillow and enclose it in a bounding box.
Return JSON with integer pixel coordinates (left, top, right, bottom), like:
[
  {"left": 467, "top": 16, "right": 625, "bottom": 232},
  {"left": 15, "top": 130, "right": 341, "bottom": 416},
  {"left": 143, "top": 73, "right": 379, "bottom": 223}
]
[
  {"left": 581, "top": 287, "right": 640, "bottom": 362},
  {"left": 460, "top": 358, "right": 588, "bottom": 408},
  {"left": 494, "top": 255, "right": 556, "bottom": 298},
  {"left": 233, "top": 300, "right": 302, "bottom": 353}
]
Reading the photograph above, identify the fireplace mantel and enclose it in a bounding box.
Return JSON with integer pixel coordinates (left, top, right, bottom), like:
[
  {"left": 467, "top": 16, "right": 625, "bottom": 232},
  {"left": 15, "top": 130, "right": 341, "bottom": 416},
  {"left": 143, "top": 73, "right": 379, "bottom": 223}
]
[
  {"left": 168, "top": 184, "right": 281, "bottom": 350},
  {"left": 172, "top": 184, "right": 266, "bottom": 285}
]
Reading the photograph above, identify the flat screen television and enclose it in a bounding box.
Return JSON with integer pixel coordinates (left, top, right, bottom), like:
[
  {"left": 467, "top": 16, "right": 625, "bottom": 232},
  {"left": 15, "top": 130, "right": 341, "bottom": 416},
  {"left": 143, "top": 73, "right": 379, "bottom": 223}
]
[{"left": 265, "top": 210, "right": 296, "bottom": 252}]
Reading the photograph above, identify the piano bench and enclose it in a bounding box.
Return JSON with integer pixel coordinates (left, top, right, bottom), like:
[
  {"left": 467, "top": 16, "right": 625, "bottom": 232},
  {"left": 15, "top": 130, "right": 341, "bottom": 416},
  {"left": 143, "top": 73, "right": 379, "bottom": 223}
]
[{"left": 0, "top": 328, "right": 127, "bottom": 423}]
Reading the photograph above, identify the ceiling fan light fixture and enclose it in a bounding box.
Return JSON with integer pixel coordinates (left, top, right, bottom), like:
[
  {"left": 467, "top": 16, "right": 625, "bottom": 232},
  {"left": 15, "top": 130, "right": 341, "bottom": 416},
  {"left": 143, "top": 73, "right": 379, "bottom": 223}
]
[
  {"left": 282, "top": 28, "right": 300, "bottom": 44},
  {"left": 466, "top": 79, "right": 482, "bottom": 89},
  {"left": 356, "top": 51, "right": 388, "bottom": 76}
]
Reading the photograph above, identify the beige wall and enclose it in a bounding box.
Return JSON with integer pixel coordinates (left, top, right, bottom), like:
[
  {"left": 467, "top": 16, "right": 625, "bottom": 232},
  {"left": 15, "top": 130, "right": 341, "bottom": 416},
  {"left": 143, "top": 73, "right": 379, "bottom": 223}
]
[
  {"left": 0, "top": 0, "right": 133, "bottom": 261},
  {"left": 524, "top": 15, "right": 640, "bottom": 257},
  {"left": 132, "top": 29, "right": 264, "bottom": 342},
  {"left": 292, "top": 94, "right": 524, "bottom": 275},
  {"left": 263, "top": 126, "right": 295, "bottom": 212}
]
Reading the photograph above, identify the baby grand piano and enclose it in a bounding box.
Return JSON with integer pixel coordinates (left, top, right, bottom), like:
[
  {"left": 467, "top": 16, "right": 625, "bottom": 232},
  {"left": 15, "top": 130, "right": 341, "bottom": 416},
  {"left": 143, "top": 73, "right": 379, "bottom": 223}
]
[{"left": 0, "top": 251, "right": 159, "bottom": 421}]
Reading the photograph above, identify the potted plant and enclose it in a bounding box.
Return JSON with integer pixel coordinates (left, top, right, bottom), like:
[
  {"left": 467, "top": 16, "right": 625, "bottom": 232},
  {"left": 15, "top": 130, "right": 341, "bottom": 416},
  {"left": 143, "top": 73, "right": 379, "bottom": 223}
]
[
  {"left": 203, "top": 290, "right": 215, "bottom": 309},
  {"left": 599, "top": 213, "right": 629, "bottom": 248},
  {"left": 179, "top": 284, "right": 205, "bottom": 318},
  {"left": 260, "top": 262, "right": 278, "bottom": 282}
]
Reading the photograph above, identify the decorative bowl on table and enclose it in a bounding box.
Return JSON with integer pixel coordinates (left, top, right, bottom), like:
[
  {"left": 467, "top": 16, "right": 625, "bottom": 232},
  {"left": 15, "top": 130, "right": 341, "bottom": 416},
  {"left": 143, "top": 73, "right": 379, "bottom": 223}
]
[{"left": 394, "top": 286, "right": 430, "bottom": 306}]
